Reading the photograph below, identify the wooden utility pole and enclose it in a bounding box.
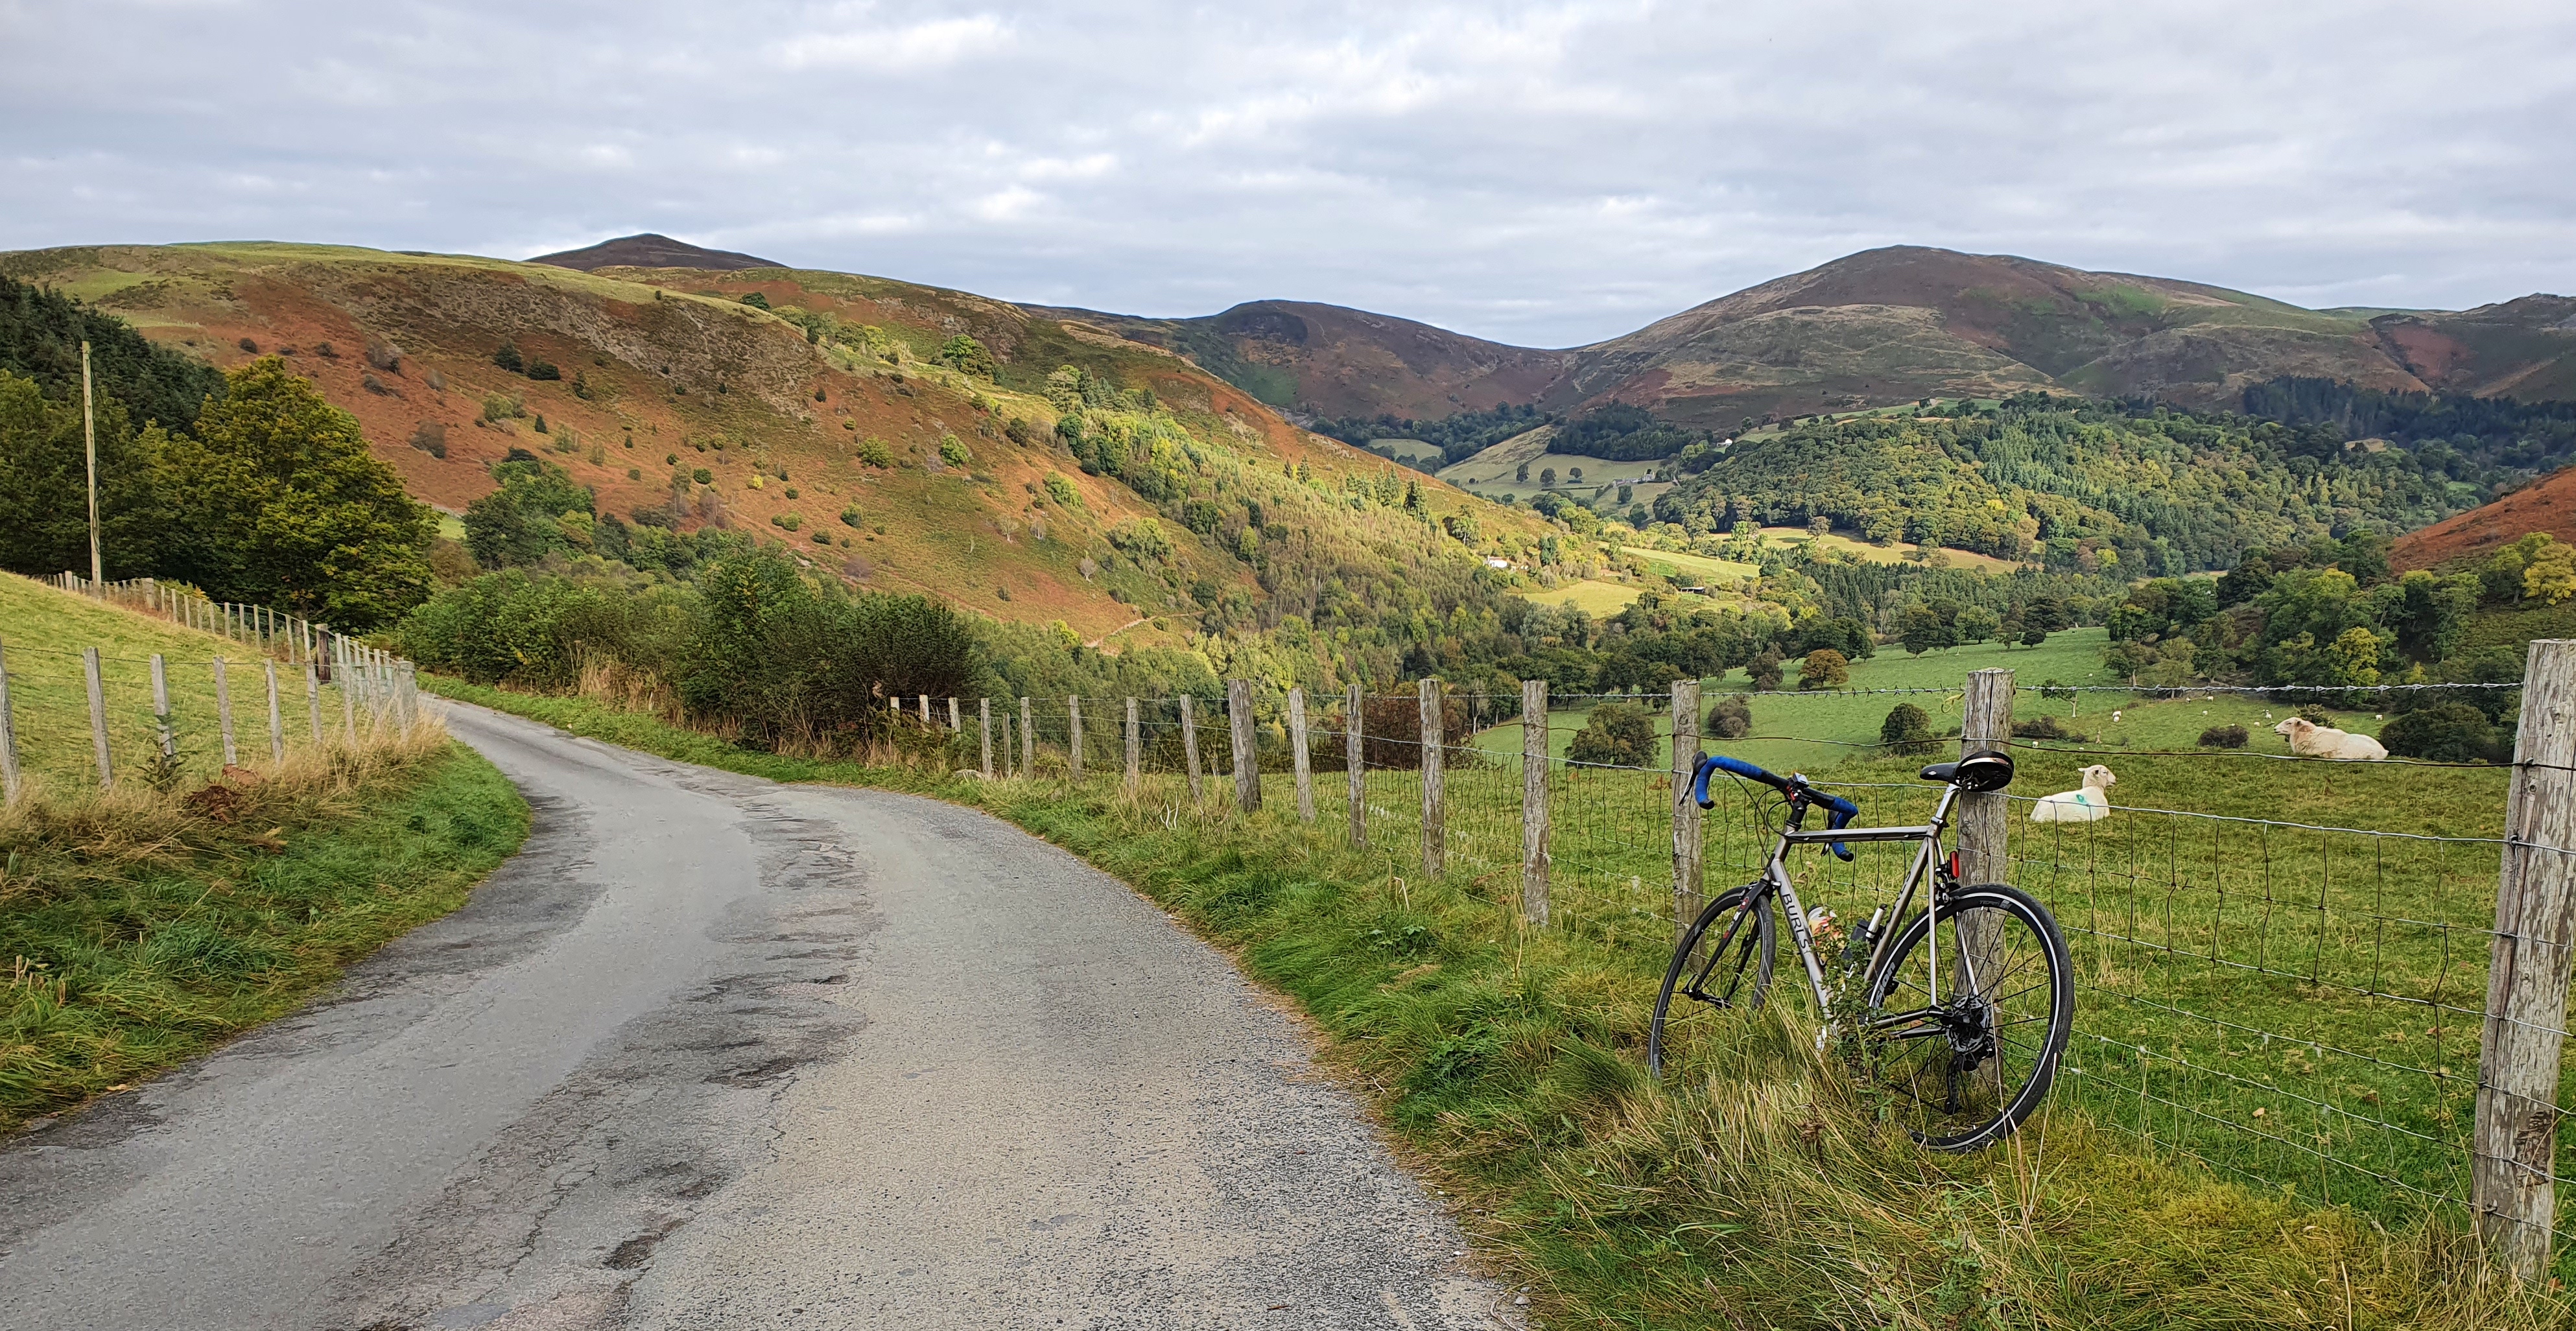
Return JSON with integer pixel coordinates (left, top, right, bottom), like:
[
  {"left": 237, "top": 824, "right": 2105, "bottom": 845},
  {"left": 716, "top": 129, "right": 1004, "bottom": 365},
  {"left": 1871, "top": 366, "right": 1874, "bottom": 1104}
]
[
  {"left": 2475, "top": 639, "right": 2576, "bottom": 1281},
  {"left": 82, "top": 342, "right": 101, "bottom": 586}
]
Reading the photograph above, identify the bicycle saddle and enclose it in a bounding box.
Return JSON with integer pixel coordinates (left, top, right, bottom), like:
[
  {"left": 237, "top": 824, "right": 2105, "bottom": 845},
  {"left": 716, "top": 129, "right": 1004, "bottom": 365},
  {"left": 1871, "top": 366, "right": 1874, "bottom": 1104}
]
[{"left": 1917, "top": 749, "right": 2014, "bottom": 792}]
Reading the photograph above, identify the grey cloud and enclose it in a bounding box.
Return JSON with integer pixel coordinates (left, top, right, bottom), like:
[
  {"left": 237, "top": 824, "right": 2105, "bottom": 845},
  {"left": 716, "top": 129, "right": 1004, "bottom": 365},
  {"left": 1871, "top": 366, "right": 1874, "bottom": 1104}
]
[{"left": 2, "top": 0, "right": 2570, "bottom": 347}]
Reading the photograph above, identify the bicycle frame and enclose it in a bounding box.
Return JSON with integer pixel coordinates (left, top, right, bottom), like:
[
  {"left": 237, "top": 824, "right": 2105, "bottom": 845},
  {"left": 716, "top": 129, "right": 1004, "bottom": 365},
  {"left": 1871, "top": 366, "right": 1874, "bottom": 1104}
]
[{"left": 1710, "top": 780, "right": 1970, "bottom": 1039}]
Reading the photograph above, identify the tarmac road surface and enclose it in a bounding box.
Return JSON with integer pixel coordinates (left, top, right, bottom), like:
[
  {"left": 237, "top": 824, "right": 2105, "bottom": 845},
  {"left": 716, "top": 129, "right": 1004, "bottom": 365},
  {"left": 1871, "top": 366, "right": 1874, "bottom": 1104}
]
[{"left": 0, "top": 702, "right": 1515, "bottom": 1330}]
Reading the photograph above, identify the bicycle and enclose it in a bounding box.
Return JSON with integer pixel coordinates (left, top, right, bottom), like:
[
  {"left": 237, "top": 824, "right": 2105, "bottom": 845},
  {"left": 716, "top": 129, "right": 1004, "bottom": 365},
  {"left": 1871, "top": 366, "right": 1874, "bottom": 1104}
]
[{"left": 1648, "top": 748, "right": 2074, "bottom": 1150}]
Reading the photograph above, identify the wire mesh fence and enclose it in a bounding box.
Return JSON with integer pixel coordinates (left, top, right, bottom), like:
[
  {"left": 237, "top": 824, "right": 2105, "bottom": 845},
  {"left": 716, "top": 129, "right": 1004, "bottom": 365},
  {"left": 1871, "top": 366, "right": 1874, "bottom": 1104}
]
[
  {"left": 918, "top": 661, "right": 2574, "bottom": 1271},
  {"left": 3, "top": 572, "right": 425, "bottom": 798}
]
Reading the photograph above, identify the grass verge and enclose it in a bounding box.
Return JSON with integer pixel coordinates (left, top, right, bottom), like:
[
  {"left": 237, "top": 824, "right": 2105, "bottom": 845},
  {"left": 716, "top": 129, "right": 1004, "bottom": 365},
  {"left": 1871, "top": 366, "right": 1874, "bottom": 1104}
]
[
  {"left": 423, "top": 675, "right": 2571, "bottom": 1328},
  {"left": 1, "top": 728, "right": 528, "bottom": 1133}
]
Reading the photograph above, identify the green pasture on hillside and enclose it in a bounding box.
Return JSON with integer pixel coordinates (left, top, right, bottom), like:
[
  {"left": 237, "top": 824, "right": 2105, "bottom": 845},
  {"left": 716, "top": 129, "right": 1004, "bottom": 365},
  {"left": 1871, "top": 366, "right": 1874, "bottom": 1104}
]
[{"left": 0, "top": 574, "right": 363, "bottom": 793}]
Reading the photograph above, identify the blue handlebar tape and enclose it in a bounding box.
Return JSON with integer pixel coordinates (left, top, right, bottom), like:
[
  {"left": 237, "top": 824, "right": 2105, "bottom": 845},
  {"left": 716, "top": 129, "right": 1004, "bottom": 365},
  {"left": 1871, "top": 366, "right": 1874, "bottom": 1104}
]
[{"left": 1694, "top": 755, "right": 1854, "bottom": 861}]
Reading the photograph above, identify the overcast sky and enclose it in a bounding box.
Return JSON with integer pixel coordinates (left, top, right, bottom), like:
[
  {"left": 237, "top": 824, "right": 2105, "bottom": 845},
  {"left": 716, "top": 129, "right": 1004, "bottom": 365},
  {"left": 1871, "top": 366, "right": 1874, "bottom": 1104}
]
[{"left": 5, "top": 1, "right": 2571, "bottom": 347}]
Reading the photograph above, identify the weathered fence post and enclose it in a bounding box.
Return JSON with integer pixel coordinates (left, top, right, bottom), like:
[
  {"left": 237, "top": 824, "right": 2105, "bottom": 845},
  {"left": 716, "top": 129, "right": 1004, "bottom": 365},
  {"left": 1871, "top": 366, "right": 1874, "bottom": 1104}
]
[
  {"left": 1671, "top": 677, "right": 1703, "bottom": 935},
  {"left": 948, "top": 697, "right": 961, "bottom": 733},
  {"left": 1021, "top": 696, "right": 1034, "bottom": 774},
  {"left": 1523, "top": 679, "right": 1550, "bottom": 927},
  {"left": 0, "top": 642, "right": 21, "bottom": 804},
  {"left": 1067, "top": 696, "right": 1083, "bottom": 780},
  {"left": 1346, "top": 680, "right": 1365, "bottom": 847},
  {"left": 83, "top": 646, "right": 113, "bottom": 788},
  {"left": 1229, "top": 679, "right": 1260, "bottom": 813},
  {"left": 306, "top": 664, "right": 323, "bottom": 743},
  {"left": 1419, "top": 677, "right": 1445, "bottom": 878},
  {"left": 340, "top": 645, "right": 357, "bottom": 740},
  {"left": 1957, "top": 668, "right": 2015, "bottom": 989},
  {"left": 265, "top": 661, "right": 286, "bottom": 764},
  {"left": 1124, "top": 697, "right": 1140, "bottom": 795},
  {"left": 2476, "top": 639, "right": 2576, "bottom": 1281},
  {"left": 1181, "top": 696, "right": 1205, "bottom": 801},
  {"left": 151, "top": 653, "right": 175, "bottom": 761},
  {"left": 1288, "top": 687, "right": 1314, "bottom": 823},
  {"left": 980, "top": 698, "right": 995, "bottom": 779},
  {"left": 919, "top": 693, "right": 931, "bottom": 725},
  {"left": 214, "top": 656, "right": 237, "bottom": 766}
]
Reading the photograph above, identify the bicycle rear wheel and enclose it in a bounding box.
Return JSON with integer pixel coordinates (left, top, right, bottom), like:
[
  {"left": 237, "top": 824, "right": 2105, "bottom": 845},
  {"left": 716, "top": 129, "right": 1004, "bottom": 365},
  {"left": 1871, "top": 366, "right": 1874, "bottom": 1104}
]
[
  {"left": 1858, "top": 884, "right": 2072, "bottom": 1150},
  {"left": 1649, "top": 883, "right": 1776, "bottom": 1081}
]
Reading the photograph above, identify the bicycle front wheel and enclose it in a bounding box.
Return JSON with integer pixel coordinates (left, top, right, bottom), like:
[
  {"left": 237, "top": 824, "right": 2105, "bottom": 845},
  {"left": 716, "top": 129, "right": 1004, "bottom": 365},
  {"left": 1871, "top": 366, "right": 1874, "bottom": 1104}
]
[
  {"left": 1649, "top": 883, "right": 1776, "bottom": 1081},
  {"left": 1858, "top": 884, "right": 2072, "bottom": 1151}
]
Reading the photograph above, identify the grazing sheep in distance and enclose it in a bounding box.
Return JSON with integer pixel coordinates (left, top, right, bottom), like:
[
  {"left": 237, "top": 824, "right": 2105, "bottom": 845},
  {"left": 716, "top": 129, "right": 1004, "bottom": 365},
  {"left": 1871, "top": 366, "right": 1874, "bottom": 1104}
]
[
  {"left": 2273, "top": 716, "right": 2387, "bottom": 761},
  {"left": 2030, "top": 765, "right": 2116, "bottom": 822}
]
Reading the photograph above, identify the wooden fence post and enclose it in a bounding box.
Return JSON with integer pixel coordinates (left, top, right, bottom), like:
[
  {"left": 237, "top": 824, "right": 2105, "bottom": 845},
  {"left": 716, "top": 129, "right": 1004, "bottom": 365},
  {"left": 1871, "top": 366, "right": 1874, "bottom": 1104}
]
[
  {"left": 0, "top": 642, "right": 21, "bottom": 804},
  {"left": 980, "top": 698, "right": 995, "bottom": 779},
  {"left": 151, "top": 653, "right": 174, "bottom": 761},
  {"left": 1021, "top": 697, "right": 1034, "bottom": 775},
  {"left": 1288, "top": 687, "right": 1314, "bottom": 823},
  {"left": 1671, "top": 677, "right": 1703, "bottom": 936},
  {"left": 1124, "top": 697, "right": 1140, "bottom": 795},
  {"left": 83, "top": 646, "right": 113, "bottom": 788},
  {"left": 2476, "top": 639, "right": 2576, "bottom": 1281},
  {"left": 340, "top": 645, "right": 357, "bottom": 741},
  {"left": 919, "top": 693, "right": 930, "bottom": 725},
  {"left": 1523, "top": 679, "right": 1550, "bottom": 927},
  {"left": 214, "top": 656, "right": 237, "bottom": 766},
  {"left": 1419, "top": 677, "right": 1445, "bottom": 878},
  {"left": 947, "top": 697, "right": 960, "bottom": 733},
  {"left": 265, "top": 661, "right": 286, "bottom": 764},
  {"left": 1067, "top": 696, "right": 1083, "bottom": 780},
  {"left": 1229, "top": 679, "right": 1260, "bottom": 812},
  {"left": 306, "top": 664, "right": 323, "bottom": 743},
  {"left": 1957, "top": 668, "right": 2015, "bottom": 991},
  {"left": 1181, "top": 696, "right": 1205, "bottom": 801},
  {"left": 1346, "top": 680, "right": 1365, "bottom": 847}
]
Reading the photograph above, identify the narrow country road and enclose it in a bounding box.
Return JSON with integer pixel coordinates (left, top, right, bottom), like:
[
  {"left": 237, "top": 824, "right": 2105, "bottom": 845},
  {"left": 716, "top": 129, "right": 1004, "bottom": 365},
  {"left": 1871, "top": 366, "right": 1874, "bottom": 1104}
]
[{"left": 0, "top": 703, "right": 1515, "bottom": 1330}]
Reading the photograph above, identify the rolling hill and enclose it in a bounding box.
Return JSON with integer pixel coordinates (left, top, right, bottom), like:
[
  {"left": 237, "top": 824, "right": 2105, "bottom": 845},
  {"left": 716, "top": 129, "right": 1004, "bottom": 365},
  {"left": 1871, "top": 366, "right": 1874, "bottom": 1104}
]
[
  {"left": 2394, "top": 464, "right": 2576, "bottom": 571},
  {"left": 529, "top": 233, "right": 782, "bottom": 272},
  {"left": 1074, "top": 246, "right": 2576, "bottom": 432},
  {"left": 0, "top": 242, "right": 1546, "bottom": 648}
]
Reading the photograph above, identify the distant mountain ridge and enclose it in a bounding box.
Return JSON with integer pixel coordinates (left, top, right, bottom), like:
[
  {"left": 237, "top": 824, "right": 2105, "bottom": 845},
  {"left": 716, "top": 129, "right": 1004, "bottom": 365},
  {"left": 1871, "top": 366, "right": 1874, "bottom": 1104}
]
[
  {"left": 1065, "top": 247, "right": 2576, "bottom": 429},
  {"left": 530, "top": 232, "right": 781, "bottom": 272}
]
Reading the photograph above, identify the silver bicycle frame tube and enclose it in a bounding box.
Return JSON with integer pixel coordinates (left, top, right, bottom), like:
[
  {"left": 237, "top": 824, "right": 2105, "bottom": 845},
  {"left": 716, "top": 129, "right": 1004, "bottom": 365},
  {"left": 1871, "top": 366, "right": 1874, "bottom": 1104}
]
[{"left": 1767, "top": 782, "right": 1964, "bottom": 1030}]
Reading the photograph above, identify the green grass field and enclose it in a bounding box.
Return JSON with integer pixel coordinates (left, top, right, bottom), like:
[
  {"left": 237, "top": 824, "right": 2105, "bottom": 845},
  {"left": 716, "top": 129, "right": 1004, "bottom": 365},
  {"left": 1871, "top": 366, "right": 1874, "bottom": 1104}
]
[{"left": 0, "top": 574, "right": 366, "bottom": 794}]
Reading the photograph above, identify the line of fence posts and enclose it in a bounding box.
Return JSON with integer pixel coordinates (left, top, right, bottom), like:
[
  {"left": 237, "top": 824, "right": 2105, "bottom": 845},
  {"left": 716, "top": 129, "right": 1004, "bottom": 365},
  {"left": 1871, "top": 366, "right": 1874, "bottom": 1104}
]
[
  {"left": 833, "top": 649, "right": 2576, "bottom": 1288},
  {"left": 1105, "top": 655, "right": 2575, "bottom": 1286},
  {"left": 3, "top": 579, "right": 431, "bottom": 799}
]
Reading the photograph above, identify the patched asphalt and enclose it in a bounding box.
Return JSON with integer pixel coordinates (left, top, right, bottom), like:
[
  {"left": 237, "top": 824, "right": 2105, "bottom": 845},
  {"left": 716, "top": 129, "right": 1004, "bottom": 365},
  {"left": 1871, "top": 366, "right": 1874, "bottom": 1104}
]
[{"left": 0, "top": 702, "right": 1517, "bottom": 1330}]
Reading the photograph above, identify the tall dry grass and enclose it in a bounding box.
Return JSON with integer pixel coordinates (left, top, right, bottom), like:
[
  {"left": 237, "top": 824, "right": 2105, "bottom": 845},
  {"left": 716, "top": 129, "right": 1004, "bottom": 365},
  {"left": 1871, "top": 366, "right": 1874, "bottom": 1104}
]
[{"left": 1, "top": 719, "right": 454, "bottom": 878}]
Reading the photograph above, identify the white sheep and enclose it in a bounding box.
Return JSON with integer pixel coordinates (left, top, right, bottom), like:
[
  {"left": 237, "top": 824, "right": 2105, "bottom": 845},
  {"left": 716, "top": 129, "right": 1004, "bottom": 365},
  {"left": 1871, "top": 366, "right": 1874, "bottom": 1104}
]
[
  {"left": 2029, "top": 764, "right": 2116, "bottom": 823},
  {"left": 2273, "top": 716, "right": 2387, "bottom": 761}
]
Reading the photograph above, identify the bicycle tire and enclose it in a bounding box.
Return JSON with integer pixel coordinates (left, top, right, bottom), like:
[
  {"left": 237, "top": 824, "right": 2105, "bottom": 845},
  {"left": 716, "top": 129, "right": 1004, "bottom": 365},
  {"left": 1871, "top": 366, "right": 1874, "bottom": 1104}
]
[
  {"left": 1858, "top": 883, "right": 2073, "bottom": 1151},
  {"left": 1649, "top": 883, "right": 1777, "bottom": 1081}
]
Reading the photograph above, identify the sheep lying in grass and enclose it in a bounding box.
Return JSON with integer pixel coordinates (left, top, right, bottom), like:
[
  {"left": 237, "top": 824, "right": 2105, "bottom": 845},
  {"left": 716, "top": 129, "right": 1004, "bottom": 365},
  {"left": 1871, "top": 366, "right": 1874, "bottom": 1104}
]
[
  {"left": 2273, "top": 716, "right": 2387, "bottom": 761},
  {"left": 2029, "top": 764, "right": 2116, "bottom": 822}
]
